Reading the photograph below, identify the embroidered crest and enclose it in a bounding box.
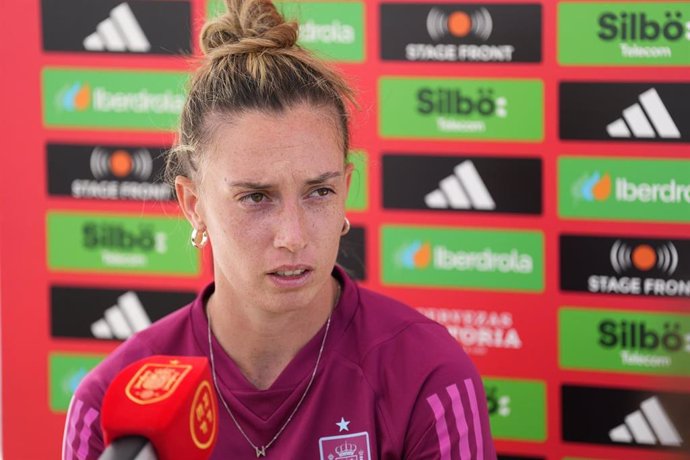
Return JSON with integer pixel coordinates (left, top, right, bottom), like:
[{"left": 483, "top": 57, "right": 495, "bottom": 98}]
[{"left": 319, "top": 431, "right": 371, "bottom": 460}]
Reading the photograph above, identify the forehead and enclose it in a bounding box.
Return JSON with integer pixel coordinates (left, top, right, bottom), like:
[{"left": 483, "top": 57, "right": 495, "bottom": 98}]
[{"left": 205, "top": 104, "right": 344, "bottom": 180}]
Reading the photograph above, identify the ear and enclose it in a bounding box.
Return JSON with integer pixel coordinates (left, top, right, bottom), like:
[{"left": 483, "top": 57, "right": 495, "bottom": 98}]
[
  {"left": 175, "top": 176, "right": 205, "bottom": 230},
  {"left": 344, "top": 160, "right": 355, "bottom": 194}
]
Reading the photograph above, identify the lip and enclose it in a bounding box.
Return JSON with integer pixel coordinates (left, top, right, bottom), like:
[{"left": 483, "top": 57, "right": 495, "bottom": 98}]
[{"left": 267, "top": 265, "right": 314, "bottom": 289}]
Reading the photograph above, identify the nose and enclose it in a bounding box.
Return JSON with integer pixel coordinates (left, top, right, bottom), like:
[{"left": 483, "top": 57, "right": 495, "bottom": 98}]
[{"left": 272, "top": 200, "right": 308, "bottom": 253}]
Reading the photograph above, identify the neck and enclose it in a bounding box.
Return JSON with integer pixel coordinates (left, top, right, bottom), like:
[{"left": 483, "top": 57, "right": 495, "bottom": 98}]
[{"left": 207, "top": 276, "right": 339, "bottom": 390}]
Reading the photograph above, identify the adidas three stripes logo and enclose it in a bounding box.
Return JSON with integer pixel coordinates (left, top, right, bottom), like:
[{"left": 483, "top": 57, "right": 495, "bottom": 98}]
[
  {"left": 82, "top": 3, "right": 151, "bottom": 52},
  {"left": 424, "top": 161, "right": 496, "bottom": 210},
  {"left": 90, "top": 291, "right": 152, "bottom": 340},
  {"left": 609, "top": 396, "right": 683, "bottom": 447},
  {"left": 607, "top": 88, "right": 680, "bottom": 140}
]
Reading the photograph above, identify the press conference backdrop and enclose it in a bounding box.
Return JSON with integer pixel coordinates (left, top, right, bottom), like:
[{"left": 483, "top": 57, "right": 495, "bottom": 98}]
[{"left": 1, "top": 0, "right": 689, "bottom": 459}]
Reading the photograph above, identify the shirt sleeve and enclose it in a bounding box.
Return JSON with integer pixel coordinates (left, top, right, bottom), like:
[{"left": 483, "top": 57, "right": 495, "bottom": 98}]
[
  {"left": 61, "top": 379, "right": 106, "bottom": 460},
  {"left": 384, "top": 323, "right": 496, "bottom": 460},
  {"left": 62, "top": 335, "right": 155, "bottom": 460},
  {"left": 405, "top": 372, "right": 496, "bottom": 460}
]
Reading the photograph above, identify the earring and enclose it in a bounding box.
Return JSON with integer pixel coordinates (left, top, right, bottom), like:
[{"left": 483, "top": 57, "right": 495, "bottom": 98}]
[
  {"left": 340, "top": 217, "right": 351, "bottom": 236},
  {"left": 191, "top": 228, "right": 208, "bottom": 249}
]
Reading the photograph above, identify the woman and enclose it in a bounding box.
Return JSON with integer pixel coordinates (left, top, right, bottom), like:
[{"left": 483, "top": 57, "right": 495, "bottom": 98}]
[{"left": 63, "top": 1, "right": 496, "bottom": 458}]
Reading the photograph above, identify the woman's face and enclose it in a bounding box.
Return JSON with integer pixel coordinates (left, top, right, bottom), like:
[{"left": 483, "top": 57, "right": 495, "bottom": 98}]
[{"left": 179, "top": 104, "right": 352, "bottom": 313}]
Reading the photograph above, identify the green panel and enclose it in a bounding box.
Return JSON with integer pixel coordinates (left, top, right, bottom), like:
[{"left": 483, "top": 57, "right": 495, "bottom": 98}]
[
  {"left": 47, "top": 212, "right": 200, "bottom": 275},
  {"left": 346, "top": 150, "right": 368, "bottom": 211},
  {"left": 483, "top": 377, "right": 546, "bottom": 442},
  {"left": 559, "top": 2, "right": 690, "bottom": 66},
  {"left": 558, "top": 156, "right": 690, "bottom": 223},
  {"left": 560, "top": 307, "right": 690, "bottom": 377},
  {"left": 42, "top": 68, "right": 187, "bottom": 130},
  {"left": 381, "top": 226, "right": 544, "bottom": 292},
  {"left": 207, "top": 0, "right": 364, "bottom": 62},
  {"left": 49, "top": 353, "right": 105, "bottom": 412},
  {"left": 207, "top": 0, "right": 223, "bottom": 17},
  {"left": 379, "top": 77, "right": 543, "bottom": 142}
]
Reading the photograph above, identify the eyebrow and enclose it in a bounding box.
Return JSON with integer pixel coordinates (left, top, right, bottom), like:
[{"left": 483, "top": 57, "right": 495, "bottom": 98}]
[{"left": 228, "top": 171, "right": 342, "bottom": 190}]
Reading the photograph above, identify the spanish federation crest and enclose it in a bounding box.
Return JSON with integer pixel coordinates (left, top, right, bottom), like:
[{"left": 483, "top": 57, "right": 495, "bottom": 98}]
[
  {"left": 125, "top": 361, "right": 192, "bottom": 404},
  {"left": 319, "top": 432, "right": 371, "bottom": 460}
]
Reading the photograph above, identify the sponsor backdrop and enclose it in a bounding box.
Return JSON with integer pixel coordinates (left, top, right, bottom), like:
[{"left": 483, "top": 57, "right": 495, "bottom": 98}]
[{"left": 1, "top": 0, "right": 688, "bottom": 458}]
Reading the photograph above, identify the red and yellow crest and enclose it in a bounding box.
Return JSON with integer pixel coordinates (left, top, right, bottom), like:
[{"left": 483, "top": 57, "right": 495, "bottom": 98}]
[
  {"left": 125, "top": 361, "right": 192, "bottom": 405},
  {"left": 189, "top": 380, "right": 217, "bottom": 449}
]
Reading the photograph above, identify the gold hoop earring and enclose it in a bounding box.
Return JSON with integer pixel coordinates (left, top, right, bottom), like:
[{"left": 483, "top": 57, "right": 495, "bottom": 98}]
[
  {"left": 340, "top": 217, "right": 351, "bottom": 236},
  {"left": 191, "top": 228, "right": 208, "bottom": 249}
]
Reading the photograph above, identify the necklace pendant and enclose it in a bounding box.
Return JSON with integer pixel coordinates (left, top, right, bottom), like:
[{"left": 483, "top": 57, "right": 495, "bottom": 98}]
[{"left": 255, "top": 446, "right": 266, "bottom": 457}]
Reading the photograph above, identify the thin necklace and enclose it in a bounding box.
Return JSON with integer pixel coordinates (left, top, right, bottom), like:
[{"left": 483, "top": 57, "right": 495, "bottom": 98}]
[{"left": 206, "top": 283, "right": 339, "bottom": 458}]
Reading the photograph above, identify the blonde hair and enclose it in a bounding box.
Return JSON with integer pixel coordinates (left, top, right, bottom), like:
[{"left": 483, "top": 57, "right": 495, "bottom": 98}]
[{"left": 166, "top": 0, "right": 355, "bottom": 187}]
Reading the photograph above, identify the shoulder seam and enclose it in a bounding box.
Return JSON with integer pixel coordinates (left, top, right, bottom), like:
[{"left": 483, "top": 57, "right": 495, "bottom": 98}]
[{"left": 359, "top": 320, "right": 445, "bottom": 365}]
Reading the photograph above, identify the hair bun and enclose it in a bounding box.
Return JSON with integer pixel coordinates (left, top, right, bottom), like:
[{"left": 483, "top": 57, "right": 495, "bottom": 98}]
[{"left": 201, "top": 0, "right": 298, "bottom": 57}]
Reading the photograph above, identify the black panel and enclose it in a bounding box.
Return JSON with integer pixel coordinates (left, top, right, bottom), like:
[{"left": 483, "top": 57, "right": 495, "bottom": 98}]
[
  {"left": 560, "top": 234, "right": 690, "bottom": 297},
  {"left": 46, "top": 143, "right": 173, "bottom": 201},
  {"left": 51, "top": 286, "right": 196, "bottom": 339},
  {"left": 383, "top": 154, "right": 542, "bottom": 214},
  {"left": 380, "top": 3, "right": 542, "bottom": 62},
  {"left": 562, "top": 384, "right": 690, "bottom": 452},
  {"left": 559, "top": 83, "right": 690, "bottom": 142},
  {"left": 41, "top": 0, "right": 192, "bottom": 55}
]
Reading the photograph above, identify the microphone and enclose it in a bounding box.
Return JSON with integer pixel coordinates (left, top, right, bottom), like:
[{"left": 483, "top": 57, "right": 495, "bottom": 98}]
[{"left": 99, "top": 356, "right": 218, "bottom": 460}]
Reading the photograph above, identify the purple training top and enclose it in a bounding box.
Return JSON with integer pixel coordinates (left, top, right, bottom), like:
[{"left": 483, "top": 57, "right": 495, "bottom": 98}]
[{"left": 63, "top": 267, "right": 496, "bottom": 459}]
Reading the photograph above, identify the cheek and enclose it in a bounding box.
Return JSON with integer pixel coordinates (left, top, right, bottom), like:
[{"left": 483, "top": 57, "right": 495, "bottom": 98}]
[
  {"left": 307, "top": 206, "right": 344, "bottom": 249},
  {"left": 208, "top": 210, "right": 266, "bottom": 254},
  {"left": 306, "top": 202, "right": 342, "bottom": 228}
]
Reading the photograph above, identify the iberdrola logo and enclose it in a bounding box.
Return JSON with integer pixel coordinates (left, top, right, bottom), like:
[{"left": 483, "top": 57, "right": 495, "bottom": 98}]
[
  {"left": 58, "top": 82, "right": 91, "bottom": 112},
  {"left": 399, "top": 241, "right": 432, "bottom": 269},
  {"left": 573, "top": 171, "right": 612, "bottom": 202}
]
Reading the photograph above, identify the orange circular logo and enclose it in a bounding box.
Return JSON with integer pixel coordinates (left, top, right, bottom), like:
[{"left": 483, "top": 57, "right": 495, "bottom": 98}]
[
  {"left": 109, "top": 150, "right": 133, "bottom": 177},
  {"left": 448, "top": 11, "right": 472, "bottom": 37},
  {"left": 632, "top": 244, "right": 656, "bottom": 271}
]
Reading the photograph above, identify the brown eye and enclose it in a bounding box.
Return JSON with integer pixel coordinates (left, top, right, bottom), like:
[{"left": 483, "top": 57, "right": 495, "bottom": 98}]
[
  {"left": 313, "top": 187, "right": 333, "bottom": 197},
  {"left": 241, "top": 192, "right": 266, "bottom": 204}
]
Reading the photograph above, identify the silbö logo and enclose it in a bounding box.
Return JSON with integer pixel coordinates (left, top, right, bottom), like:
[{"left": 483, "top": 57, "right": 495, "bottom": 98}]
[
  {"left": 83, "top": 222, "right": 168, "bottom": 268},
  {"left": 599, "top": 318, "right": 690, "bottom": 369},
  {"left": 485, "top": 385, "right": 511, "bottom": 418},
  {"left": 417, "top": 86, "right": 507, "bottom": 134},
  {"left": 398, "top": 241, "right": 533, "bottom": 274},
  {"left": 598, "top": 9, "right": 690, "bottom": 58},
  {"left": 57, "top": 81, "right": 184, "bottom": 114}
]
